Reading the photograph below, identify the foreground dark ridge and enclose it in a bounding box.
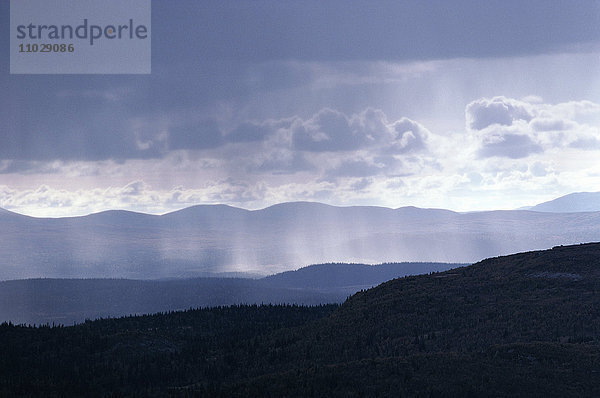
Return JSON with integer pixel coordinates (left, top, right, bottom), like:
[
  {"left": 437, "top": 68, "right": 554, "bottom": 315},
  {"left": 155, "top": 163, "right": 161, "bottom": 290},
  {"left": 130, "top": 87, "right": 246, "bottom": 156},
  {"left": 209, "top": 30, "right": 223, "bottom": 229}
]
[{"left": 1, "top": 243, "right": 599, "bottom": 396}]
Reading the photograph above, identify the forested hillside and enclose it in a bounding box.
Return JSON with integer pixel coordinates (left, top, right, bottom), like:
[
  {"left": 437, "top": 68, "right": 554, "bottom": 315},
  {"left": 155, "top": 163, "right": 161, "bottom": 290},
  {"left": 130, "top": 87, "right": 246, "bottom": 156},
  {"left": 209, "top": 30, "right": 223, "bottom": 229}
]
[
  {"left": 1, "top": 243, "right": 599, "bottom": 396},
  {"left": 0, "top": 262, "right": 459, "bottom": 325}
]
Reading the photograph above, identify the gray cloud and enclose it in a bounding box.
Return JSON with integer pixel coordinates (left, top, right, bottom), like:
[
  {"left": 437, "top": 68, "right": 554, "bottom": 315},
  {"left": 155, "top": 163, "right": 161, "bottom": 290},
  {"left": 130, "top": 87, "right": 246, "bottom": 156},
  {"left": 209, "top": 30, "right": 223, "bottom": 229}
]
[
  {"left": 569, "top": 137, "right": 600, "bottom": 150},
  {"left": 121, "top": 181, "right": 147, "bottom": 196},
  {"left": 150, "top": 1, "right": 600, "bottom": 65},
  {"left": 292, "top": 109, "right": 364, "bottom": 152},
  {"left": 0, "top": 161, "right": 53, "bottom": 175},
  {"left": 478, "top": 133, "right": 542, "bottom": 159},
  {"left": 327, "top": 160, "right": 384, "bottom": 178},
  {"left": 529, "top": 118, "right": 575, "bottom": 132},
  {"left": 225, "top": 122, "right": 272, "bottom": 143},
  {"left": 168, "top": 119, "right": 224, "bottom": 150},
  {"left": 253, "top": 151, "right": 315, "bottom": 175},
  {"left": 350, "top": 178, "right": 372, "bottom": 191},
  {"left": 0, "top": 100, "right": 432, "bottom": 179},
  {"left": 291, "top": 108, "right": 430, "bottom": 154},
  {"left": 387, "top": 118, "right": 429, "bottom": 154},
  {"left": 529, "top": 162, "right": 549, "bottom": 177},
  {"left": 0, "top": 118, "right": 160, "bottom": 162},
  {"left": 218, "top": 108, "right": 431, "bottom": 178},
  {"left": 466, "top": 96, "right": 534, "bottom": 130},
  {"left": 0, "top": 91, "right": 168, "bottom": 162},
  {"left": 224, "top": 118, "right": 297, "bottom": 144}
]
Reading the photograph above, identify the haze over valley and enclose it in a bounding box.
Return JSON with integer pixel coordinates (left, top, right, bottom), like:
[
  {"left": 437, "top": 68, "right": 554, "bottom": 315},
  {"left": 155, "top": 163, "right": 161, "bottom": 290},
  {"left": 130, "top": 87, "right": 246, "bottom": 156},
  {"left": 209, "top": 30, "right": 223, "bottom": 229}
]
[
  {"left": 0, "top": 262, "right": 459, "bottom": 325},
  {"left": 1, "top": 192, "right": 600, "bottom": 280}
]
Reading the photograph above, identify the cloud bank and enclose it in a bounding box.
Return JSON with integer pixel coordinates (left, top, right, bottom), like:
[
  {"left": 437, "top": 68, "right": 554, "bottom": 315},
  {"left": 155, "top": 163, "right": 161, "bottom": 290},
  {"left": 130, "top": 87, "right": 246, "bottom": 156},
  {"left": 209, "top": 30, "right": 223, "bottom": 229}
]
[{"left": 466, "top": 96, "right": 600, "bottom": 159}]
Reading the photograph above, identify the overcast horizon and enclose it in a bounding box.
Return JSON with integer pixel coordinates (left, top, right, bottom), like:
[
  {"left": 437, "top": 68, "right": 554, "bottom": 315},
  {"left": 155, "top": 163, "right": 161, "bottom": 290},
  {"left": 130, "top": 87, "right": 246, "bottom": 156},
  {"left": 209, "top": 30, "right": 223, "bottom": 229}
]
[{"left": 2, "top": 1, "right": 600, "bottom": 217}]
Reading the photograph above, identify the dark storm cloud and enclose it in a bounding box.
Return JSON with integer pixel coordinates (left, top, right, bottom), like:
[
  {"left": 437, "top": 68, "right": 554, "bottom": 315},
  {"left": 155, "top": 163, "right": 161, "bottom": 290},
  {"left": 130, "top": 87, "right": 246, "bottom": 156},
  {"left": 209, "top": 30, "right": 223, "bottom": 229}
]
[
  {"left": 152, "top": 0, "right": 600, "bottom": 65},
  {"left": 225, "top": 122, "right": 273, "bottom": 143},
  {"left": 0, "top": 107, "right": 163, "bottom": 162},
  {"left": 0, "top": 161, "right": 48, "bottom": 175},
  {"left": 168, "top": 119, "right": 224, "bottom": 150},
  {"left": 1, "top": 0, "right": 598, "bottom": 165},
  {"left": 0, "top": 73, "right": 170, "bottom": 162}
]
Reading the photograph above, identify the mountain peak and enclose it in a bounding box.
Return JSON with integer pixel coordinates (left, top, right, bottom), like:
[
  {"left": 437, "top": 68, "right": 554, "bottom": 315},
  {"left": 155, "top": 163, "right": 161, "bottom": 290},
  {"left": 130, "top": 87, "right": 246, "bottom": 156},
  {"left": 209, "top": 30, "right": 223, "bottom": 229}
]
[
  {"left": 163, "top": 203, "right": 247, "bottom": 216},
  {"left": 529, "top": 191, "right": 600, "bottom": 213},
  {"left": 0, "top": 207, "right": 26, "bottom": 218}
]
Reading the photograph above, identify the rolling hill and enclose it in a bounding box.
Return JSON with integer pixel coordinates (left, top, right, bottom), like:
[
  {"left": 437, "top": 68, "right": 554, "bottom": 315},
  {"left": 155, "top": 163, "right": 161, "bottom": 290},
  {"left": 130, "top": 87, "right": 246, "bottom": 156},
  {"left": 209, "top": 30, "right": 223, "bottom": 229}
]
[{"left": 1, "top": 202, "right": 600, "bottom": 279}]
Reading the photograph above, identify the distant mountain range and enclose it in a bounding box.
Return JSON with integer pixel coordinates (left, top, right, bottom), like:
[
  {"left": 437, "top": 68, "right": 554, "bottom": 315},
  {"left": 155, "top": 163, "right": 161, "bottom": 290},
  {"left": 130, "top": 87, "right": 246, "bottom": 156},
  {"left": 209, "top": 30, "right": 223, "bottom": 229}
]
[
  {"left": 1, "top": 195, "right": 600, "bottom": 280},
  {"left": 0, "top": 262, "right": 459, "bottom": 325},
  {"left": 527, "top": 191, "right": 600, "bottom": 212}
]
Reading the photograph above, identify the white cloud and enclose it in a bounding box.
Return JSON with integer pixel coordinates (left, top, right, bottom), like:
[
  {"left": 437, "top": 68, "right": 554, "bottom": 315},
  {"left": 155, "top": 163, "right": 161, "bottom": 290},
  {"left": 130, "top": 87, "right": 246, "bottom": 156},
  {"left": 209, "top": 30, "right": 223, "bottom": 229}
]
[
  {"left": 0, "top": 180, "right": 271, "bottom": 217},
  {"left": 465, "top": 97, "right": 600, "bottom": 159}
]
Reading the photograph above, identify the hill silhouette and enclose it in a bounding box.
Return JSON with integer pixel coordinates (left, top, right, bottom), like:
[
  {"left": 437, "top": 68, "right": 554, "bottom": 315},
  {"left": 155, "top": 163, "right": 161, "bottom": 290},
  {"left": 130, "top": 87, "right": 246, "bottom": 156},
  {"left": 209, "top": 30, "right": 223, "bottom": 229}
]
[{"left": 0, "top": 243, "right": 599, "bottom": 396}]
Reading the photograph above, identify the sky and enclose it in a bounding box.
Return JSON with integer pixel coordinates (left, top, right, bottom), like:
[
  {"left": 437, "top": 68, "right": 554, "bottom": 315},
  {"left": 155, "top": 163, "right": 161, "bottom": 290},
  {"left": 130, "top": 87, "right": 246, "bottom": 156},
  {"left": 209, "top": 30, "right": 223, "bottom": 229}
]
[{"left": 2, "top": 0, "right": 600, "bottom": 217}]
